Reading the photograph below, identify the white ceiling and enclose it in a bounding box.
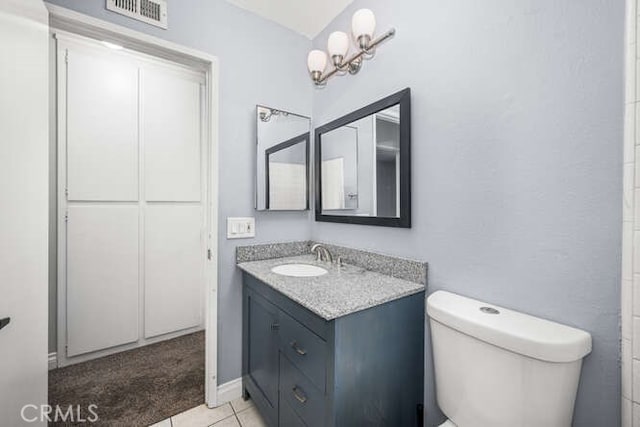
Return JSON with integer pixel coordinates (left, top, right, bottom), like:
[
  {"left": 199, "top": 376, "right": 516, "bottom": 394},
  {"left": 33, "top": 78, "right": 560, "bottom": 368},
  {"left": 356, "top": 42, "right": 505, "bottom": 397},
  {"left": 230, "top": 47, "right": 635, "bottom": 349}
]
[{"left": 225, "top": 0, "right": 354, "bottom": 39}]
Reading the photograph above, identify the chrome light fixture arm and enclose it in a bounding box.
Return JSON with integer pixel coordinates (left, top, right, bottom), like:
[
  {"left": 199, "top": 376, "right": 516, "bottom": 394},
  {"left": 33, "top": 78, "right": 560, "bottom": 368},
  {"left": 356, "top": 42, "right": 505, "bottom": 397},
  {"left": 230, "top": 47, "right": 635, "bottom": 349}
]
[{"left": 315, "top": 28, "right": 395, "bottom": 86}]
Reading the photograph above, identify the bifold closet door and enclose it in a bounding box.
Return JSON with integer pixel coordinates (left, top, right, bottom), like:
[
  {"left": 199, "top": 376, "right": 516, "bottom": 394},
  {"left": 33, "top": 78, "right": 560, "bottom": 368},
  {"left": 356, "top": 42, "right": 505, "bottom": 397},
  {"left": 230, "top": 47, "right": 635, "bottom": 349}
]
[
  {"left": 62, "top": 39, "right": 206, "bottom": 361},
  {"left": 142, "top": 65, "right": 204, "bottom": 339},
  {"left": 65, "top": 47, "right": 140, "bottom": 357}
]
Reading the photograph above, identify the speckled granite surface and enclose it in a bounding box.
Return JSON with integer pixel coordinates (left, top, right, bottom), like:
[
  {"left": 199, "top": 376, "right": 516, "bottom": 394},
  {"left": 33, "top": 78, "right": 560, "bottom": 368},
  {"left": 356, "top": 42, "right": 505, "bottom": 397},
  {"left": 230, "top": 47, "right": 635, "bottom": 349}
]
[
  {"left": 310, "top": 241, "right": 427, "bottom": 285},
  {"left": 236, "top": 241, "right": 427, "bottom": 285},
  {"left": 237, "top": 254, "right": 425, "bottom": 320},
  {"left": 236, "top": 241, "right": 312, "bottom": 263}
]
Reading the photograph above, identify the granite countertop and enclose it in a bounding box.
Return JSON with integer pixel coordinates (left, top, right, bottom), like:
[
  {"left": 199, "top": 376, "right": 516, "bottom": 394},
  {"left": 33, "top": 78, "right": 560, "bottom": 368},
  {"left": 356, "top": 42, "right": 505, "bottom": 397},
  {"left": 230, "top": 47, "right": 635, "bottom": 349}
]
[{"left": 237, "top": 254, "right": 425, "bottom": 321}]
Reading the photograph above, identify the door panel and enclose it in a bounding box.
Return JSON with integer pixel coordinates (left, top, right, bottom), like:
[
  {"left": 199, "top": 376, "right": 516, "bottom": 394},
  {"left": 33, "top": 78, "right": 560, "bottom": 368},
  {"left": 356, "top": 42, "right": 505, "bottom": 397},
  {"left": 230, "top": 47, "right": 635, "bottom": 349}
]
[
  {"left": 66, "top": 49, "right": 139, "bottom": 201},
  {"left": 144, "top": 205, "right": 204, "bottom": 338},
  {"left": 66, "top": 206, "right": 139, "bottom": 356},
  {"left": 247, "top": 292, "right": 280, "bottom": 409},
  {"left": 0, "top": 1, "right": 49, "bottom": 423},
  {"left": 143, "top": 67, "right": 201, "bottom": 202}
]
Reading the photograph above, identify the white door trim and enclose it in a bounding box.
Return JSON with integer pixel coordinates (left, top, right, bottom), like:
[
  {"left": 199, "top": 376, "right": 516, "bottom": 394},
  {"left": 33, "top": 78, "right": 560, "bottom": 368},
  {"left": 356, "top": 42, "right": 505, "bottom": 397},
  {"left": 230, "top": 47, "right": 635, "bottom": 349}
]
[{"left": 48, "top": 5, "right": 220, "bottom": 407}]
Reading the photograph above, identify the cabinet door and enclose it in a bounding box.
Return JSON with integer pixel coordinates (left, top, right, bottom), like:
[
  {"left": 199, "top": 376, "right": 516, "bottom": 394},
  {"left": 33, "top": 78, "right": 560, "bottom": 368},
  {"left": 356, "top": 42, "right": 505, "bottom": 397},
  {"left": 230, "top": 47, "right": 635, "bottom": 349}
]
[
  {"left": 280, "top": 399, "right": 307, "bottom": 427},
  {"left": 246, "top": 290, "right": 280, "bottom": 412}
]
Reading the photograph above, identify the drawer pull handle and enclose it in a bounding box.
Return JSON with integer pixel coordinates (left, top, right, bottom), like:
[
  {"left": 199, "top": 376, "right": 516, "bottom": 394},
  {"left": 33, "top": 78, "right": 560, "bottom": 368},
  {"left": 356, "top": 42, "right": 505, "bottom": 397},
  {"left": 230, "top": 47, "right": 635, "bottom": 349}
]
[
  {"left": 290, "top": 341, "right": 307, "bottom": 356},
  {"left": 292, "top": 386, "right": 307, "bottom": 404},
  {"left": 270, "top": 322, "right": 280, "bottom": 331}
]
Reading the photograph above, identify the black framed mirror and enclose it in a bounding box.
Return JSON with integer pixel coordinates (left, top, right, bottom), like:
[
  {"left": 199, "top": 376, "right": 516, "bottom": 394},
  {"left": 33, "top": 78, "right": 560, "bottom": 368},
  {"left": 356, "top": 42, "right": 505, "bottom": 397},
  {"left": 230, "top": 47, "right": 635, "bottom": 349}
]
[
  {"left": 264, "top": 133, "right": 309, "bottom": 210},
  {"left": 315, "top": 88, "right": 411, "bottom": 227}
]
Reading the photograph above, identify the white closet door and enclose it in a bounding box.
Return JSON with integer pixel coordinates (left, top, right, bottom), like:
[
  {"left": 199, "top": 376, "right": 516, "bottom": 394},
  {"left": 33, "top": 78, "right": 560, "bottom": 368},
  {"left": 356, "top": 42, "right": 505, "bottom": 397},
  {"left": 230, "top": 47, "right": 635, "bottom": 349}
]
[
  {"left": 144, "top": 205, "right": 204, "bottom": 338},
  {"left": 142, "top": 65, "right": 204, "bottom": 339},
  {"left": 66, "top": 206, "right": 139, "bottom": 357},
  {"left": 143, "top": 66, "right": 202, "bottom": 201},
  {"left": 60, "top": 37, "right": 206, "bottom": 363},
  {"left": 66, "top": 49, "right": 139, "bottom": 201}
]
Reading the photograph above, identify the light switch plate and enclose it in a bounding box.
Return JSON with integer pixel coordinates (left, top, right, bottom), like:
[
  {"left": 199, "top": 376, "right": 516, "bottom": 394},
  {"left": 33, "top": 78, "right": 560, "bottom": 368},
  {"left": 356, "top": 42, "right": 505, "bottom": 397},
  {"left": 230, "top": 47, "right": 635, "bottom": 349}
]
[{"left": 227, "top": 217, "right": 255, "bottom": 239}]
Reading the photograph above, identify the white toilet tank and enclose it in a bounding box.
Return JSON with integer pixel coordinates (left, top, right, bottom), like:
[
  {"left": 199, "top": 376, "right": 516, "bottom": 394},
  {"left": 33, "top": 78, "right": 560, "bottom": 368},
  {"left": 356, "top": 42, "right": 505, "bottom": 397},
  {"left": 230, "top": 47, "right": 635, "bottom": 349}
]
[{"left": 427, "top": 291, "right": 592, "bottom": 427}]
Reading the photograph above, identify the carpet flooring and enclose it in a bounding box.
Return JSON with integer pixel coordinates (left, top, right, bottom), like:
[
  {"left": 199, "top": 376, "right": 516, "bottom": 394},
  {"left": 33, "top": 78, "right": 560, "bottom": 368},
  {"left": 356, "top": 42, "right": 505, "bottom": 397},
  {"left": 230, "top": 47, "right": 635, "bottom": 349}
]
[{"left": 49, "top": 331, "right": 204, "bottom": 426}]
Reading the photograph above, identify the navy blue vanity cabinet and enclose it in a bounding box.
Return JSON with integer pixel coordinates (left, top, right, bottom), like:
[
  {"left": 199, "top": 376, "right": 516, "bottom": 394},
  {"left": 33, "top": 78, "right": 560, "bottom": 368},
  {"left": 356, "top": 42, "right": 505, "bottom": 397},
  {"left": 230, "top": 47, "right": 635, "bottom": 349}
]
[
  {"left": 242, "top": 273, "right": 425, "bottom": 427},
  {"left": 243, "top": 287, "right": 281, "bottom": 426}
]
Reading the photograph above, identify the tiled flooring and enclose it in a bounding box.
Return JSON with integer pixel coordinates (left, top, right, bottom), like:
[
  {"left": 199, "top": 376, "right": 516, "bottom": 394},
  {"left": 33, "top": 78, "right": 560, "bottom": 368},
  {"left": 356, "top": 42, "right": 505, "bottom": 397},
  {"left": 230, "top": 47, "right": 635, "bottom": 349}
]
[{"left": 149, "top": 397, "right": 266, "bottom": 427}]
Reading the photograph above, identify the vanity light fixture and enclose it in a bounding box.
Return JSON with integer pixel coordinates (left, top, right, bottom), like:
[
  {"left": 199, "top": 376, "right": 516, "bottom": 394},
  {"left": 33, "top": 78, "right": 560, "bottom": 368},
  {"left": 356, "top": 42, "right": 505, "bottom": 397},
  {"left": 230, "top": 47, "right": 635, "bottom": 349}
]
[
  {"left": 306, "top": 9, "right": 395, "bottom": 86},
  {"left": 258, "top": 106, "right": 289, "bottom": 122}
]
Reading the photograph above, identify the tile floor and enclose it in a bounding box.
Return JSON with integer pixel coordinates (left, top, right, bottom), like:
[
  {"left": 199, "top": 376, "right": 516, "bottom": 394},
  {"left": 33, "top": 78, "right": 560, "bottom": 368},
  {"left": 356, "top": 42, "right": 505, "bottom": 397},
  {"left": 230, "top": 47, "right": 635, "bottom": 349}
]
[{"left": 149, "top": 397, "right": 266, "bottom": 427}]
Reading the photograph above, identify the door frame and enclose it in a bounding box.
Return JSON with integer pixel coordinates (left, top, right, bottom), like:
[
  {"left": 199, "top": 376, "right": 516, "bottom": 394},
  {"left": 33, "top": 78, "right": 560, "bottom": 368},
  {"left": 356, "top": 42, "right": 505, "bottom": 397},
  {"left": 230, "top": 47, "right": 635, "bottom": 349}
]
[{"left": 48, "top": 4, "right": 220, "bottom": 407}]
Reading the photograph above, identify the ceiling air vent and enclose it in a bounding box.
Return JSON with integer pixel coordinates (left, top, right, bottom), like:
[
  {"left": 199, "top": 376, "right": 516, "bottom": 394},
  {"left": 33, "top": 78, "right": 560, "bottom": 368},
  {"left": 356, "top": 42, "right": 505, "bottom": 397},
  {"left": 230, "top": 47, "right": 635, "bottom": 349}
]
[{"left": 106, "top": 0, "right": 168, "bottom": 29}]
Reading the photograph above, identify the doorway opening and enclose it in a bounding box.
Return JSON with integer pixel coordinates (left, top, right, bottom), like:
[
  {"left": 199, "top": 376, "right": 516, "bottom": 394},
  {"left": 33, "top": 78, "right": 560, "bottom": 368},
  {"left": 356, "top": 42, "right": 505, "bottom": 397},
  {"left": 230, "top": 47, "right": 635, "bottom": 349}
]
[{"left": 48, "top": 8, "right": 219, "bottom": 425}]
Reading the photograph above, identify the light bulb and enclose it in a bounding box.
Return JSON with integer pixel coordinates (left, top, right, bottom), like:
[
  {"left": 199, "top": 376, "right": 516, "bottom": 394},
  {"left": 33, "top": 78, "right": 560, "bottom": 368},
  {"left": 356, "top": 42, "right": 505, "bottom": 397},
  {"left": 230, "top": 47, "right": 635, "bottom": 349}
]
[
  {"left": 307, "top": 50, "right": 327, "bottom": 73},
  {"left": 328, "top": 31, "right": 349, "bottom": 59},
  {"left": 352, "top": 9, "right": 376, "bottom": 49},
  {"left": 307, "top": 50, "right": 327, "bottom": 83}
]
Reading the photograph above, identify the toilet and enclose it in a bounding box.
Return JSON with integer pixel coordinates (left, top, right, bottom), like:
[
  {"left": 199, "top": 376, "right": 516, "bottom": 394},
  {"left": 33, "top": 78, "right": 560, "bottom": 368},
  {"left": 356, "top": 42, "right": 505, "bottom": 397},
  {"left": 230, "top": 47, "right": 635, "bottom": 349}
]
[{"left": 427, "top": 291, "right": 592, "bottom": 427}]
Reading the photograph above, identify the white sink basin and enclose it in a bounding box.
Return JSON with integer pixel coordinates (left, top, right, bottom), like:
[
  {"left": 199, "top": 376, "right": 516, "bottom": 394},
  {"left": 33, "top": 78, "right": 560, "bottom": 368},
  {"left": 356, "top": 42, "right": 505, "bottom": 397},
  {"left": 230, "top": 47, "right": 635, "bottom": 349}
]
[{"left": 271, "top": 263, "right": 328, "bottom": 277}]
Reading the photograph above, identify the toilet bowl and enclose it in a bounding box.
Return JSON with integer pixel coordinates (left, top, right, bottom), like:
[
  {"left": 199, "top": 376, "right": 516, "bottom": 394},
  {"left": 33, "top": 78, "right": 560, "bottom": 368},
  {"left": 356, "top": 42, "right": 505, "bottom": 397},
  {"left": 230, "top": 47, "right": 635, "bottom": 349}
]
[{"left": 427, "top": 291, "right": 592, "bottom": 427}]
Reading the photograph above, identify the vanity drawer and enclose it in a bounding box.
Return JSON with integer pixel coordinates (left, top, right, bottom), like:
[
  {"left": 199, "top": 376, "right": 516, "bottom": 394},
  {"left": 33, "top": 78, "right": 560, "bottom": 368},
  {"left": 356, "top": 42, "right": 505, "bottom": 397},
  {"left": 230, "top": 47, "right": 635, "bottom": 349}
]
[
  {"left": 279, "top": 399, "right": 307, "bottom": 426},
  {"left": 280, "top": 355, "right": 325, "bottom": 427},
  {"left": 279, "top": 309, "right": 327, "bottom": 392}
]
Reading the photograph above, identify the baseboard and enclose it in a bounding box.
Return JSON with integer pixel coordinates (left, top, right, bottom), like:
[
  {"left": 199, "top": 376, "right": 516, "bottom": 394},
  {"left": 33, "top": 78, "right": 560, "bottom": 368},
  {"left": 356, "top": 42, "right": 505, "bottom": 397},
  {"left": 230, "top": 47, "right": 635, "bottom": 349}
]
[
  {"left": 48, "top": 352, "right": 57, "bottom": 370},
  {"left": 217, "top": 377, "right": 242, "bottom": 404}
]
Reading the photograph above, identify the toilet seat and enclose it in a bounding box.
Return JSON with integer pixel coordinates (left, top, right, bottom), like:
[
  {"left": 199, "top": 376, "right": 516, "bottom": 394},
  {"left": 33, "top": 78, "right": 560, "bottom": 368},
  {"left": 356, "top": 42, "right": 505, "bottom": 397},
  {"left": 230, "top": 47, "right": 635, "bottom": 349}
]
[{"left": 438, "top": 420, "right": 457, "bottom": 427}]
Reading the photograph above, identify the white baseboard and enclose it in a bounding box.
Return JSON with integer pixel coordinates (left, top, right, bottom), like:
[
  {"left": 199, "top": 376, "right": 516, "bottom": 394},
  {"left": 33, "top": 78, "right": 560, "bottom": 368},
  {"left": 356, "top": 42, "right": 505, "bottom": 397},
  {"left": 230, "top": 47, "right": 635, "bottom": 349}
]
[
  {"left": 48, "top": 352, "right": 58, "bottom": 370},
  {"left": 217, "top": 377, "right": 242, "bottom": 404}
]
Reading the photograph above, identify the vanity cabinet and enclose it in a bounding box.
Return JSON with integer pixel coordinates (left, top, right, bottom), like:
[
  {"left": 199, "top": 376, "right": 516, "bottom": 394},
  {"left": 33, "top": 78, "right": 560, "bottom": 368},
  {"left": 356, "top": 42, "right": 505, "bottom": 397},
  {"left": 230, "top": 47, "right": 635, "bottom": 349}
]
[{"left": 242, "top": 273, "right": 425, "bottom": 427}]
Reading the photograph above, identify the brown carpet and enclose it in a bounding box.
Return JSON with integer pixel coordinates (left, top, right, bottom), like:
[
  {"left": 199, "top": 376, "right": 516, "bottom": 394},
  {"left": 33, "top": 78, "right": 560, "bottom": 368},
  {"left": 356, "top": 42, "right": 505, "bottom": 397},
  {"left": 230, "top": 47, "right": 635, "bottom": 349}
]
[{"left": 49, "top": 331, "right": 204, "bottom": 427}]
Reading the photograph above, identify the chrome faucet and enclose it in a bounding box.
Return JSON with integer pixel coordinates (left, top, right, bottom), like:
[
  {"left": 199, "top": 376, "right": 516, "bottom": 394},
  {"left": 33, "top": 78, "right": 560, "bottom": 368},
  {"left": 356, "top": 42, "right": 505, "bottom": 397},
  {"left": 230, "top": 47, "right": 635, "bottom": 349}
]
[{"left": 311, "top": 243, "right": 333, "bottom": 263}]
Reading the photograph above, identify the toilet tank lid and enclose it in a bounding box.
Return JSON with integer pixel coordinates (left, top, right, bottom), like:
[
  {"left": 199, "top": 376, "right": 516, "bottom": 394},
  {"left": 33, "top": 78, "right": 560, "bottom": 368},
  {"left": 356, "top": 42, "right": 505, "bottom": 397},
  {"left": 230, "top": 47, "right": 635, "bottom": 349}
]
[{"left": 426, "top": 291, "right": 592, "bottom": 363}]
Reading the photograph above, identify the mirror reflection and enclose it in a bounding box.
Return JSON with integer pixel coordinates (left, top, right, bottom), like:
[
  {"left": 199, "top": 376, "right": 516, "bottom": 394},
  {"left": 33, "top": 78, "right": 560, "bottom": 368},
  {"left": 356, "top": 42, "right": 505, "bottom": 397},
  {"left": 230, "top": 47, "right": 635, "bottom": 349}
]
[
  {"left": 320, "top": 104, "right": 400, "bottom": 217},
  {"left": 315, "top": 88, "right": 410, "bottom": 227},
  {"left": 256, "top": 106, "right": 310, "bottom": 211}
]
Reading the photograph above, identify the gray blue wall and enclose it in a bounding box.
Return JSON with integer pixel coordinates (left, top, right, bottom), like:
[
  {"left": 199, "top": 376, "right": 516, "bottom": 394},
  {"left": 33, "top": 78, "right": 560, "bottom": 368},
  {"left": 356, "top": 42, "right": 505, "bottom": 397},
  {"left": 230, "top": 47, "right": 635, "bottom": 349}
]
[
  {"left": 311, "top": 0, "right": 623, "bottom": 426},
  {"left": 46, "top": 1, "right": 624, "bottom": 425},
  {"left": 45, "top": 0, "right": 313, "bottom": 383}
]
